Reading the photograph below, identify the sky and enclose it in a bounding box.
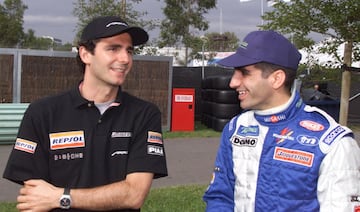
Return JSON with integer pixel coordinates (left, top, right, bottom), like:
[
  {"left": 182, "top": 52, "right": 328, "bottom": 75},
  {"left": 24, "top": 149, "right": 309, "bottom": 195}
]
[{"left": 8, "top": 0, "right": 275, "bottom": 44}]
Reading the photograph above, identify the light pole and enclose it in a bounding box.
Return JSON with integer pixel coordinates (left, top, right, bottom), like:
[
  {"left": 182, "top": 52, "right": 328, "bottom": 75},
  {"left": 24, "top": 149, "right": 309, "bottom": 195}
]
[{"left": 200, "top": 36, "right": 209, "bottom": 79}]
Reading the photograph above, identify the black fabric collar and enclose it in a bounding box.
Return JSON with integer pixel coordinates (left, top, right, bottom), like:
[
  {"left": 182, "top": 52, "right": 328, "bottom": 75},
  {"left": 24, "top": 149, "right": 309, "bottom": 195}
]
[{"left": 69, "top": 82, "right": 123, "bottom": 109}]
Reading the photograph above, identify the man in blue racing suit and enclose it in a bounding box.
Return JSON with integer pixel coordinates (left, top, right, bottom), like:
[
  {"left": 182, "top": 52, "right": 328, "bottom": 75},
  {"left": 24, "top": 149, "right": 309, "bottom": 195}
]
[{"left": 203, "top": 30, "right": 360, "bottom": 211}]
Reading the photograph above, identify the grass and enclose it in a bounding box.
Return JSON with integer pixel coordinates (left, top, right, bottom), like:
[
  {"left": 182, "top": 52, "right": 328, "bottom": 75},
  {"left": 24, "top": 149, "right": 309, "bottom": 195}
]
[
  {"left": 142, "top": 184, "right": 207, "bottom": 211},
  {"left": 163, "top": 121, "right": 221, "bottom": 139},
  {"left": 0, "top": 202, "right": 16, "bottom": 212},
  {"left": 0, "top": 184, "right": 208, "bottom": 212}
]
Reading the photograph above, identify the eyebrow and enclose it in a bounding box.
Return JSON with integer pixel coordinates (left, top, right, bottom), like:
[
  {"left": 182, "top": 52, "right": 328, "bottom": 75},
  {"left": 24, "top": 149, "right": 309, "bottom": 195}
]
[
  {"left": 235, "top": 67, "right": 249, "bottom": 71},
  {"left": 107, "top": 44, "right": 134, "bottom": 51}
]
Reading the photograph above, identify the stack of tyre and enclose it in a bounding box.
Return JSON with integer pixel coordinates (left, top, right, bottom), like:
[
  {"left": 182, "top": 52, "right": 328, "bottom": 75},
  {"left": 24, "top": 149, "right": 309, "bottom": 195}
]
[{"left": 201, "top": 75, "right": 242, "bottom": 131}]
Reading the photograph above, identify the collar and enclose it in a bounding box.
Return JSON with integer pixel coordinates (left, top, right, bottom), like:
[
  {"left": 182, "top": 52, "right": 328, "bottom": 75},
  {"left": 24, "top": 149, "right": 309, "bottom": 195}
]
[
  {"left": 70, "top": 82, "right": 123, "bottom": 109},
  {"left": 254, "top": 91, "right": 304, "bottom": 125}
]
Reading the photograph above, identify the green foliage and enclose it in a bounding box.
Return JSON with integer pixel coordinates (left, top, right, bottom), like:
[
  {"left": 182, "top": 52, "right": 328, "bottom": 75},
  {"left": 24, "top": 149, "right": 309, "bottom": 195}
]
[
  {"left": 206, "top": 32, "right": 239, "bottom": 52},
  {"left": 261, "top": 0, "right": 360, "bottom": 67},
  {"left": 190, "top": 32, "right": 239, "bottom": 61},
  {"left": 0, "top": 0, "right": 27, "bottom": 47},
  {"left": 54, "top": 43, "right": 74, "bottom": 51},
  {"left": 142, "top": 184, "right": 207, "bottom": 211},
  {"left": 298, "top": 65, "right": 343, "bottom": 88},
  {"left": 21, "top": 29, "right": 52, "bottom": 50},
  {"left": 19, "top": 29, "right": 73, "bottom": 50},
  {"left": 159, "top": 0, "right": 217, "bottom": 65},
  {"left": 0, "top": 0, "right": 71, "bottom": 50},
  {"left": 262, "top": 0, "right": 360, "bottom": 44}
]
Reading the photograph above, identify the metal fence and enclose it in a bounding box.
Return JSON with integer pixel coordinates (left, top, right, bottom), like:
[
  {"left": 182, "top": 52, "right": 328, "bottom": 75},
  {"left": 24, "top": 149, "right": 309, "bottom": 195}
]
[{"left": 0, "top": 48, "right": 173, "bottom": 144}]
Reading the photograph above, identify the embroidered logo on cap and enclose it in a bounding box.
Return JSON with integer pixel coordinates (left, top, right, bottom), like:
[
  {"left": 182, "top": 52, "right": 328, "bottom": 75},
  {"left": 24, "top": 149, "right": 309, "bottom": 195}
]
[
  {"left": 239, "top": 41, "right": 248, "bottom": 49},
  {"left": 49, "top": 131, "right": 85, "bottom": 150},
  {"left": 106, "top": 22, "right": 128, "bottom": 28}
]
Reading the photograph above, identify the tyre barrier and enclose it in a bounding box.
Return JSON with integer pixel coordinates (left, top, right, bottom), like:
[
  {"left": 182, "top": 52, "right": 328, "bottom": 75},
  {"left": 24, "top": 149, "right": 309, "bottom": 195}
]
[
  {"left": 201, "top": 75, "right": 232, "bottom": 90},
  {"left": 201, "top": 89, "right": 239, "bottom": 104},
  {"left": 201, "top": 113, "right": 231, "bottom": 132},
  {"left": 202, "top": 101, "right": 241, "bottom": 119},
  {"left": 201, "top": 75, "right": 242, "bottom": 132}
]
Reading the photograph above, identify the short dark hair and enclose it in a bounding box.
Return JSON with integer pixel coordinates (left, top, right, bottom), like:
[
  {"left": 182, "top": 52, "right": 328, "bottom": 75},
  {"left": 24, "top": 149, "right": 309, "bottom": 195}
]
[
  {"left": 254, "top": 62, "right": 296, "bottom": 92},
  {"left": 76, "top": 39, "right": 99, "bottom": 74}
]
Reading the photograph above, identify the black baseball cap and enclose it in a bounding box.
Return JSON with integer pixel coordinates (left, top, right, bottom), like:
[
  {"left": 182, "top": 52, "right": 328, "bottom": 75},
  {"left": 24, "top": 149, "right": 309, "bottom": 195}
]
[{"left": 80, "top": 16, "right": 149, "bottom": 46}]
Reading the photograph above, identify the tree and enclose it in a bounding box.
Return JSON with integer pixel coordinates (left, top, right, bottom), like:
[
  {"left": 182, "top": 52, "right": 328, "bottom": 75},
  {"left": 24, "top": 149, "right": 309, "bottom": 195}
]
[
  {"left": 189, "top": 32, "right": 239, "bottom": 63},
  {"left": 159, "top": 0, "right": 217, "bottom": 65},
  {"left": 72, "top": 0, "right": 157, "bottom": 44},
  {"left": 206, "top": 32, "right": 238, "bottom": 52},
  {"left": 261, "top": 0, "right": 360, "bottom": 125},
  {"left": 0, "top": 0, "right": 27, "bottom": 47}
]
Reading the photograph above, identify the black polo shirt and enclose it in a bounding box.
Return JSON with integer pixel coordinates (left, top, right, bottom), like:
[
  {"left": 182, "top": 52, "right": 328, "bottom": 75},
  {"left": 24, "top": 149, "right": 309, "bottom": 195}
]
[{"left": 3, "top": 86, "right": 168, "bottom": 212}]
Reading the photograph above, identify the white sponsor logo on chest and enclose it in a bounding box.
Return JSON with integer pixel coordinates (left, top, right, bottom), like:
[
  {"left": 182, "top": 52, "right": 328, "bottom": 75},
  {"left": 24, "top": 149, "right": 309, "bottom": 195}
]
[{"left": 231, "top": 135, "right": 258, "bottom": 147}]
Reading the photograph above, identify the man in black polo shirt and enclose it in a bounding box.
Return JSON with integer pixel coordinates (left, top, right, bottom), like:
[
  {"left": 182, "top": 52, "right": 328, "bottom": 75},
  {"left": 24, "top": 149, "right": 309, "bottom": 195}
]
[{"left": 3, "top": 16, "right": 168, "bottom": 212}]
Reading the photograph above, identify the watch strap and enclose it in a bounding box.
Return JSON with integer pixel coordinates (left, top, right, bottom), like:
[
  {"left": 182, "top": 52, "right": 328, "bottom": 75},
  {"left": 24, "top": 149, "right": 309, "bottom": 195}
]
[{"left": 64, "top": 187, "right": 70, "bottom": 195}]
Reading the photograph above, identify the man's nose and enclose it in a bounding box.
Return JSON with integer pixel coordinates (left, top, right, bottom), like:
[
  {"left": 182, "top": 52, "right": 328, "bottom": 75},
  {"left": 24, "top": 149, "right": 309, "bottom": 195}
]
[{"left": 116, "top": 50, "right": 130, "bottom": 63}]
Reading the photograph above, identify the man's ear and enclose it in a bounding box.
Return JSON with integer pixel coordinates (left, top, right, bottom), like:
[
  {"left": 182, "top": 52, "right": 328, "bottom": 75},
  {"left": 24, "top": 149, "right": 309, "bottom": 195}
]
[
  {"left": 270, "top": 69, "right": 286, "bottom": 89},
  {"left": 78, "top": 46, "right": 91, "bottom": 64}
]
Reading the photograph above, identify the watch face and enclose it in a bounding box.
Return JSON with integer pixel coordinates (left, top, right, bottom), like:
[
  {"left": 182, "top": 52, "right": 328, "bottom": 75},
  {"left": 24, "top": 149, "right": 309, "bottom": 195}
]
[{"left": 60, "top": 196, "right": 71, "bottom": 209}]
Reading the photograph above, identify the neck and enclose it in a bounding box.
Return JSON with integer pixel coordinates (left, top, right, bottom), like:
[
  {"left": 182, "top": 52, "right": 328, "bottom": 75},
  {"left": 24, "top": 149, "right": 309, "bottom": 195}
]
[
  {"left": 79, "top": 81, "right": 118, "bottom": 103},
  {"left": 256, "top": 90, "right": 293, "bottom": 115}
]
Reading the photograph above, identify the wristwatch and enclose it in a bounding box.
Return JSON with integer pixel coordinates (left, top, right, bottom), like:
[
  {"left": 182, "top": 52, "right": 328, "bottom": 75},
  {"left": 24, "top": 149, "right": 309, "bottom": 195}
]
[{"left": 59, "top": 188, "right": 71, "bottom": 209}]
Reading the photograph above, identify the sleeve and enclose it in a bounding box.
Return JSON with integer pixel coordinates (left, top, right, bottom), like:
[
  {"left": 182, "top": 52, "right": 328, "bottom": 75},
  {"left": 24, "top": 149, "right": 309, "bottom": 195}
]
[
  {"left": 127, "top": 103, "right": 168, "bottom": 179},
  {"left": 317, "top": 136, "right": 360, "bottom": 212},
  {"left": 203, "top": 123, "right": 235, "bottom": 211},
  {"left": 2, "top": 104, "right": 50, "bottom": 184}
]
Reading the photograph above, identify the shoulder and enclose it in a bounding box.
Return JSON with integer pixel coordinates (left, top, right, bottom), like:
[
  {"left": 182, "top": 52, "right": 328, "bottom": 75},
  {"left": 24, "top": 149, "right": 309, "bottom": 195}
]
[
  {"left": 121, "top": 92, "right": 161, "bottom": 113},
  {"left": 223, "top": 110, "right": 253, "bottom": 135},
  {"left": 26, "top": 89, "right": 73, "bottom": 114},
  {"left": 303, "top": 105, "right": 354, "bottom": 153}
]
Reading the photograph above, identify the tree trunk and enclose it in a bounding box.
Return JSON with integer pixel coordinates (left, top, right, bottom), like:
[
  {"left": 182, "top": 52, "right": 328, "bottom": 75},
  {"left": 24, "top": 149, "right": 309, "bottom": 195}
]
[{"left": 339, "top": 41, "right": 353, "bottom": 126}]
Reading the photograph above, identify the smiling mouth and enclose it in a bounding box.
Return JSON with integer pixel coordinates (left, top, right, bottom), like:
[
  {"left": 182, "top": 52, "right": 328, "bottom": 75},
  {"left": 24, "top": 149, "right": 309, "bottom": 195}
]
[{"left": 111, "top": 67, "right": 126, "bottom": 73}]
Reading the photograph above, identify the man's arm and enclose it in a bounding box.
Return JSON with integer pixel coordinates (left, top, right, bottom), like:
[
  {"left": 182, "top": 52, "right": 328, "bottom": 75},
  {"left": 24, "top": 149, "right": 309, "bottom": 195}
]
[
  {"left": 317, "top": 136, "right": 360, "bottom": 211},
  {"left": 17, "top": 172, "right": 154, "bottom": 211},
  {"left": 203, "top": 127, "right": 235, "bottom": 211}
]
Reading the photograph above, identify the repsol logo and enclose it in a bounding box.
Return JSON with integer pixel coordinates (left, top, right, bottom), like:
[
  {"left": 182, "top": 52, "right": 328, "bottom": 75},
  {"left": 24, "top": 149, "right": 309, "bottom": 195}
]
[
  {"left": 231, "top": 136, "right": 257, "bottom": 147},
  {"left": 49, "top": 131, "right": 85, "bottom": 150}
]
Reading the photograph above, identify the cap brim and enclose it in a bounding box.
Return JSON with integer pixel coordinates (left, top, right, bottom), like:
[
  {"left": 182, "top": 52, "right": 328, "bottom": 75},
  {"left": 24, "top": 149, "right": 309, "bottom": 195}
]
[
  {"left": 125, "top": 27, "right": 149, "bottom": 46},
  {"left": 217, "top": 52, "right": 261, "bottom": 68}
]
